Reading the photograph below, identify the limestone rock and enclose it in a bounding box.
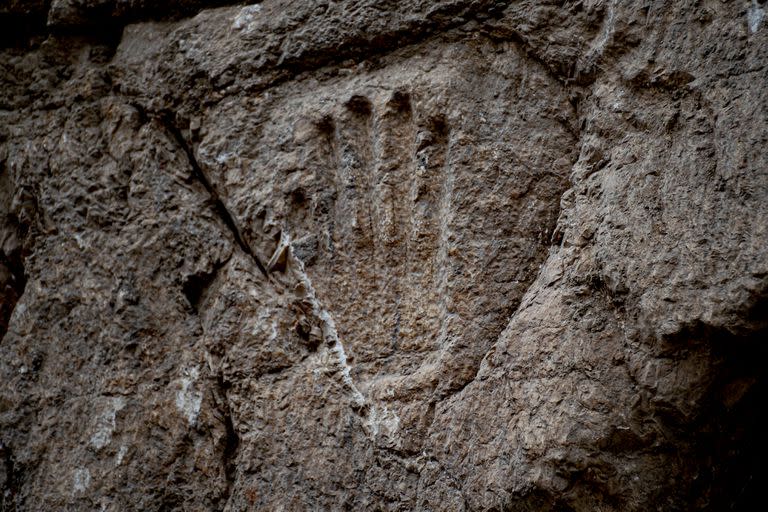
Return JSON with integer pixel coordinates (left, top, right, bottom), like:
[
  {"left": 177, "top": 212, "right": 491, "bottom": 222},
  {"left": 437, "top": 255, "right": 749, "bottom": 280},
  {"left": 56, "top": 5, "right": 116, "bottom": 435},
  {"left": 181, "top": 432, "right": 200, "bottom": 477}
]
[{"left": 1, "top": 1, "right": 766, "bottom": 510}]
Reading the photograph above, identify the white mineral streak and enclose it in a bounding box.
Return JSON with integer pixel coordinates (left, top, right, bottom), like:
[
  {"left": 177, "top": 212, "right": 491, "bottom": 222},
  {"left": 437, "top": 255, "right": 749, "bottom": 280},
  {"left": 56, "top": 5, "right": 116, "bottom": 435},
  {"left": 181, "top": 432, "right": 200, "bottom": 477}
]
[
  {"left": 175, "top": 367, "right": 203, "bottom": 426},
  {"left": 586, "top": 0, "right": 617, "bottom": 61},
  {"left": 748, "top": 0, "right": 765, "bottom": 33},
  {"left": 115, "top": 445, "right": 128, "bottom": 466},
  {"left": 90, "top": 397, "right": 126, "bottom": 449},
  {"left": 282, "top": 231, "right": 382, "bottom": 435},
  {"left": 72, "top": 468, "right": 91, "bottom": 494},
  {"left": 232, "top": 4, "right": 262, "bottom": 32},
  {"left": 379, "top": 405, "right": 401, "bottom": 436}
]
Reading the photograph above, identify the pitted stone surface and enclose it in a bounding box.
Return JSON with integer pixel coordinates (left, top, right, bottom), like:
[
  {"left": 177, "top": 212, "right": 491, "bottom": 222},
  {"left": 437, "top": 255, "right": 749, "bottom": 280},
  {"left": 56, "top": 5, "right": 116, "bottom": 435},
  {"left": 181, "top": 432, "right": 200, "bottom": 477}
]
[{"left": 1, "top": 1, "right": 767, "bottom": 510}]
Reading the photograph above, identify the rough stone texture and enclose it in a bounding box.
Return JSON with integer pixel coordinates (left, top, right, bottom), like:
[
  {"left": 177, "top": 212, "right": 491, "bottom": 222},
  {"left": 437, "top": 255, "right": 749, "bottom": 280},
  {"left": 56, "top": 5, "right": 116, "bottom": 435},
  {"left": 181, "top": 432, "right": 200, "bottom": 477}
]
[{"left": 1, "top": 1, "right": 766, "bottom": 510}]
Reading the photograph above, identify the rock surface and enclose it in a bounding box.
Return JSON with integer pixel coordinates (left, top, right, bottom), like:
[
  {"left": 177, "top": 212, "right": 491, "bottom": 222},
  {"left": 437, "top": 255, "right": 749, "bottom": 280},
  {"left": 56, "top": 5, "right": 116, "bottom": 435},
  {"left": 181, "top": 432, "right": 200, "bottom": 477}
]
[{"left": 1, "top": 1, "right": 767, "bottom": 510}]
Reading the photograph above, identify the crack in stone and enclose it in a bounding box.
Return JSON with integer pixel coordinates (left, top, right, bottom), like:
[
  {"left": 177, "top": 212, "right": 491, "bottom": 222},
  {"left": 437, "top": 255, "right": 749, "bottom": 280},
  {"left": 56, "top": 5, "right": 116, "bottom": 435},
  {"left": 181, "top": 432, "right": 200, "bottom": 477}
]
[
  {"left": 0, "top": 439, "right": 20, "bottom": 511},
  {"left": 157, "top": 111, "right": 268, "bottom": 277},
  {"left": 213, "top": 374, "right": 239, "bottom": 509},
  {"left": 0, "top": 170, "right": 29, "bottom": 344}
]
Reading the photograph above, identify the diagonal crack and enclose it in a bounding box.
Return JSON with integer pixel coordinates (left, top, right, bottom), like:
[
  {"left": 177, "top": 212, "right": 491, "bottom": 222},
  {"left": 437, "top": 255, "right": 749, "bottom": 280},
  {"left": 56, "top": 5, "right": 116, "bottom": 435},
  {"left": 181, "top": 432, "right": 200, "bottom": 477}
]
[{"left": 157, "top": 111, "right": 268, "bottom": 277}]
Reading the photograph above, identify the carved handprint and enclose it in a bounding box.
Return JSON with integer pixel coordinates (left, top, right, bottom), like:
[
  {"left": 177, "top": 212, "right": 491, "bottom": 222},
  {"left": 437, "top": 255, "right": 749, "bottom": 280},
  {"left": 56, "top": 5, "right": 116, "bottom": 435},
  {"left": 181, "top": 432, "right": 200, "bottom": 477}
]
[
  {"left": 276, "top": 73, "right": 577, "bottom": 414},
  {"left": 191, "top": 40, "right": 579, "bottom": 502},
  {"left": 294, "top": 91, "right": 450, "bottom": 377},
  {"left": 195, "top": 39, "right": 578, "bottom": 453}
]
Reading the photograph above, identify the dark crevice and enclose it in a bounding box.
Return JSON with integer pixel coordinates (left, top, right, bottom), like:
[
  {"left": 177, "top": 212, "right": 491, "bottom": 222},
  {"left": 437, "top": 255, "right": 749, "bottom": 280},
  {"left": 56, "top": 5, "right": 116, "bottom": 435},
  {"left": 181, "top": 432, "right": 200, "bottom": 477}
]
[
  {"left": 0, "top": 247, "right": 26, "bottom": 343},
  {"left": 0, "top": 1, "right": 245, "bottom": 47},
  {"left": 182, "top": 273, "right": 211, "bottom": 311},
  {"left": 0, "top": 440, "right": 21, "bottom": 512},
  {"left": 182, "top": 258, "right": 227, "bottom": 313},
  {"left": 676, "top": 322, "right": 768, "bottom": 511},
  {"left": 157, "top": 112, "right": 267, "bottom": 277},
  {"left": 0, "top": 172, "right": 28, "bottom": 343},
  {"left": 47, "top": 21, "right": 125, "bottom": 52},
  {"left": 214, "top": 375, "right": 239, "bottom": 508},
  {"left": 0, "top": 1, "right": 51, "bottom": 48},
  {"left": 48, "top": 0, "right": 244, "bottom": 28}
]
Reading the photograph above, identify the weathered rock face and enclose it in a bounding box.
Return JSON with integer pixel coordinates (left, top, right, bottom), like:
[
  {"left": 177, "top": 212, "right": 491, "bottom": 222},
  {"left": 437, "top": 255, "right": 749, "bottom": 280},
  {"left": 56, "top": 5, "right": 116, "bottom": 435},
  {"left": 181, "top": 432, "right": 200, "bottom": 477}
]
[{"left": 1, "top": 1, "right": 766, "bottom": 510}]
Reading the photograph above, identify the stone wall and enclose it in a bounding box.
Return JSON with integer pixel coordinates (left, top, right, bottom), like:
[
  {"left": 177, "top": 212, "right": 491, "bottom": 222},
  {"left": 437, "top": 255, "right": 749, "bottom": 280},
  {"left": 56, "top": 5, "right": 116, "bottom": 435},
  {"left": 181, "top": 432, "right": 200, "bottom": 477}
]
[{"left": 1, "top": 1, "right": 766, "bottom": 510}]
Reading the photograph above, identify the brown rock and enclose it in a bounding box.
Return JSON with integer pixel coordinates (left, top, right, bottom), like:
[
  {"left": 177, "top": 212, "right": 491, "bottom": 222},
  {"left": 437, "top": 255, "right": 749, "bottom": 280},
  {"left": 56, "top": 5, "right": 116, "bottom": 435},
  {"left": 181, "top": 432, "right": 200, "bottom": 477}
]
[{"left": 1, "top": 1, "right": 766, "bottom": 510}]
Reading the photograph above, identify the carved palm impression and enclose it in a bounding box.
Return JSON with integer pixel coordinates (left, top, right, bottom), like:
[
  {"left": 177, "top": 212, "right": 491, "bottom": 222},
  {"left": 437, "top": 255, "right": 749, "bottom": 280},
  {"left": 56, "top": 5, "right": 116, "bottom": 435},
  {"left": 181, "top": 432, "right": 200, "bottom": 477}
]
[{"left": 197, "top": 39, "right": 577, "bottom": 441}]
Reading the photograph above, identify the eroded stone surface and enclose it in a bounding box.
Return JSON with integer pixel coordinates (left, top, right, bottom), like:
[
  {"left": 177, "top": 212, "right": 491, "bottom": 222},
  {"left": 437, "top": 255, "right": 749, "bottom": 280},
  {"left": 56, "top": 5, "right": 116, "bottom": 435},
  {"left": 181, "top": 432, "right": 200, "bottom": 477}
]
[{"left": 1, "top": 1, "right": 767, "bottom": 510}]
